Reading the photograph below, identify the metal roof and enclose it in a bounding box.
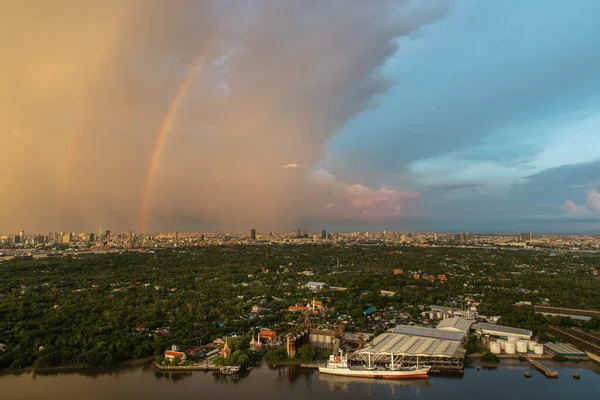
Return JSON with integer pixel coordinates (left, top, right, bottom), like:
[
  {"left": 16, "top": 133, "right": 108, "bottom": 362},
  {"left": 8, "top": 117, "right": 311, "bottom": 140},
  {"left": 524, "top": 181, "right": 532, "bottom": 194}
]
[
  {"left": 392, "top": 325, "right": 465, "bottom": 342},
  {"left": 436, "top": 317, "right": 473, "bottom": 333},
  {"left": 473, "top": 322, "right": 532, "bottom": 337},
  {"left": 359, "top": 332, "right": 464, "bottom": 358},
  {"left": 544, "top": 342, "right": 586, "bottom": 356},
  {"left": 430, "top": 305, "right": 460, "bottom": 313}
]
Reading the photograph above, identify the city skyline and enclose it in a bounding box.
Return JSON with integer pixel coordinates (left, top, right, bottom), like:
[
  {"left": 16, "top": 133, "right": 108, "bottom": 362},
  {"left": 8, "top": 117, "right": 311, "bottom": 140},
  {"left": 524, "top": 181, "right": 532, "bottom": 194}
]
[{"left": 2, "top": 0, "right": 600, "bottom": 234}]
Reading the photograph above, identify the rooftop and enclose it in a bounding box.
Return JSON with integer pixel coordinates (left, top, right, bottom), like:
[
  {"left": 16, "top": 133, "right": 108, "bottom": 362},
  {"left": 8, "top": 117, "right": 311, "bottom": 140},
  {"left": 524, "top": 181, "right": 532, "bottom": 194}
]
[
  {"left": 392, "top": 325, "right": 465, "bottom": 342},
  {"left": 436, "top": 317, "right": 473, "bottom": 332},
  {"left": 473, "top": 322, "right": 533, "bottom": 337},
  {"left": 544, "top": 342, "right": 587, "bottom": 357},
  {"left": 359, "top": 332, "right": 465, "bottom": 358}
]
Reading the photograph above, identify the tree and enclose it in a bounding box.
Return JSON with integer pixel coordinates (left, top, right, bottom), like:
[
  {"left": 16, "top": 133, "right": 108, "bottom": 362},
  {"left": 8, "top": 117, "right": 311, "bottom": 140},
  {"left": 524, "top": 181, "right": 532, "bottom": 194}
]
[
  {"left": 296, "top": 345, "right": 316, "bottom": 361},
  {"left": 230, "top": 350, "right": 249, "bottom": 364},
  {"left": 264, "top": 346, "right": 287, "bottom": 361}
]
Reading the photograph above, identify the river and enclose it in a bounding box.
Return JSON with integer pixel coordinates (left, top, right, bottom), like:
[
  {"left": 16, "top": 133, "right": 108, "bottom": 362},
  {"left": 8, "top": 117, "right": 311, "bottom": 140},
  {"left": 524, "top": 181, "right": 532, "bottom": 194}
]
[{"left": 0, "top": 361, "right": 599, "bottom": 400}]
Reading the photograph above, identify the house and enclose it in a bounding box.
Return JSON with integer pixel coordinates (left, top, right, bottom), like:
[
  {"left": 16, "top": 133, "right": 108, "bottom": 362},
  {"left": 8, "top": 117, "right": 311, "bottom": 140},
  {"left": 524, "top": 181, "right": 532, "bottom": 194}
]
[
  {"left": 380, "top": 290, "right": 396, "bottom": 297},
  {"left": 393, "top": 269, "right": 403, "bottom": 275},
  {"left": 258, "top": 329, "right": 276, "bottom": 343},
  {"left": 363, "top": 307, "right": 377, "bottom": 315},
  {"left": 164, "top": 349, "right": 186, "bottom": 360},
  {"left": 305, "top": 281, "right": 327, "bottom": 291}
]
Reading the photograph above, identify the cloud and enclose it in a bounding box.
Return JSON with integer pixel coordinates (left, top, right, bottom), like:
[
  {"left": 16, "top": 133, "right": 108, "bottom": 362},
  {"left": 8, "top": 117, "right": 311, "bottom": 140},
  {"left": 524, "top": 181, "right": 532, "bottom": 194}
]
[
  {"left": 564, "top": 189, "right": 600, "bottom": 217},
  {"left": 309, "top": 169, "right": 420, "bottom": 222},
  {"left": 281, "top": 163, "right": 298, "bottom": 169},
  {"left": 0, "top": 0, "right": 446, "bottom": 233}
]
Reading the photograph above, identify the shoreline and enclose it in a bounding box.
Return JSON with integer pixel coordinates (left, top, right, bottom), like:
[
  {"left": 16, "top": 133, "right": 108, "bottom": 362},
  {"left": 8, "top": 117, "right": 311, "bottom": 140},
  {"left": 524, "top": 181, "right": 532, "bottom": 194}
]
[{"left": 0, "top": 356, "right": 157, "bottom": 376}]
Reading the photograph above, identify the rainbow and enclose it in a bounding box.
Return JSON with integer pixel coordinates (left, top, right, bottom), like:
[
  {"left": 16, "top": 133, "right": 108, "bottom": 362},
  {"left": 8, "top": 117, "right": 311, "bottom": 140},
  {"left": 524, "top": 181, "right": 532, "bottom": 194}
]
[{"left": 139, "top": 48, "right": 214, "bottom": 232}]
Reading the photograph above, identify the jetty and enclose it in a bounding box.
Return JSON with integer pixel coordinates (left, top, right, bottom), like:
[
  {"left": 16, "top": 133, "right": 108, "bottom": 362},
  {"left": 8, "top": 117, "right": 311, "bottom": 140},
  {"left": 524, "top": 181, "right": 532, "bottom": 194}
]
[{"left": 524, "top": 356, "right": 558, "bottom": 378}]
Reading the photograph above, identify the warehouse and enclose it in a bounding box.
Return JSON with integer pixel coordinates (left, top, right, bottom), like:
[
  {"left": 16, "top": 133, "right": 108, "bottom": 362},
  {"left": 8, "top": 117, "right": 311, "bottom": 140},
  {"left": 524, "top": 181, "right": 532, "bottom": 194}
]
[
  {"left": 392, "top": 325, "right": 465, "bottom": 342},
  {"left": 351, "top": 328, "right": 466, "bottom": 370},
  {"left": 472, "top": 322, "right": 532, "bottom": 340},
  {"left": 544, "top": 342, "right": 587, "bottom": 358},
  {"left": 436, "top": 317, "right": 473, "bottom": 335}
]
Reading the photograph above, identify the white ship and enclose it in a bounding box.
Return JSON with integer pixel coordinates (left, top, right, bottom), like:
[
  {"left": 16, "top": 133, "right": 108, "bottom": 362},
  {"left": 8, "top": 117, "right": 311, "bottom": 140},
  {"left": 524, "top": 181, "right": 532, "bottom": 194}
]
[{"left": 318, "top": 350, "right": 430, "bottom": 379}]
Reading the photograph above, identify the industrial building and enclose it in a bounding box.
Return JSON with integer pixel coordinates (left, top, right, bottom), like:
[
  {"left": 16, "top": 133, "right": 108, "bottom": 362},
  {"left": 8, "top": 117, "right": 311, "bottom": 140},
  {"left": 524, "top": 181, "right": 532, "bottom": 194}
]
[
  {"left": 473, "top": 322, "right": 532, "bottom": 340},
  {"left": 534, "top": 306, "right": 600, "bottom": 321},
  {"left": 544, "top": 342, "right": 587, "bottom": 358},
  {"left": 352, "top": 329, "right": 466, "bottom": 370},
  {"left": 436, "top": 317, "right": 473, "bottom": 335},
  {"left": 392, "top": 325, "right": 465, "bottom": 342}
]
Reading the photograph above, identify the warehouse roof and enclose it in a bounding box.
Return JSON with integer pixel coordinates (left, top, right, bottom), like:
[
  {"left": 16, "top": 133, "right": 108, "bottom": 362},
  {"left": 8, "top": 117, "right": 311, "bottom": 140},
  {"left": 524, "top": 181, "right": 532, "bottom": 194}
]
[
  {"left": 473, "top": 322, "right": 532, "bottom": 338},
  {"left": 392, "top": 325, "right": 465, "bottom": 342},
  {"left": 544, "top": 342, "right": 586, "bottom": 357},
  {"left": 430, "top": 305, "right": 460, "bottom": 313},
  {"left": 436, "top": 317, "right": 473, "bottom": 333},
  {"left": 359, "top": 332, "right": 465, "bottom": 358}
]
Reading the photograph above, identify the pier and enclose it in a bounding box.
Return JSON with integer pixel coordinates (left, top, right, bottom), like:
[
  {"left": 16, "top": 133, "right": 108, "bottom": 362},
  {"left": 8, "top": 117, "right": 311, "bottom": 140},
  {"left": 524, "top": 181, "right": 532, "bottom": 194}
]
[{"left": 524, "top": 356, "right": 558, "bottom": 378}]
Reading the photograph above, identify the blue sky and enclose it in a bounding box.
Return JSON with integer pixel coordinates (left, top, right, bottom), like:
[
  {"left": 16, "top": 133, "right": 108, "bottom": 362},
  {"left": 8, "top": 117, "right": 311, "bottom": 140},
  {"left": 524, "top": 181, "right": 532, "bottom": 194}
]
[{"left": 323, "top": 0, "right": 600, "bottom": 232}]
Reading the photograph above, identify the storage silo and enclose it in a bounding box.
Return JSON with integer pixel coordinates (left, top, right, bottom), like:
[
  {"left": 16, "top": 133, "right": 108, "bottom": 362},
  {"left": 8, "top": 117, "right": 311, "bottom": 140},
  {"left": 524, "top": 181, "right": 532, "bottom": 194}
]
[
  {"left": 435, "top": 311, "right": 443, "bottom": 319},
  {"left": 527, "top": 341, "right": 536, "bottom": 352},
  {"left": 516, "top": 340, "right": 528, "bottom": 353},
  {"left": 500, "top": 340, "right": 506, "bottom": 350},
  {"left": 490, "top": 342, "right": 502, "bottom": 355},
  {"left": 505, "top": 342, "right": 516, "bottom": 355},
  {"left": 507, "top": 336, "right": 517, "bottom": 343},
  {"left": 534, "top": 344, "right": 544, "bottom": 355}
]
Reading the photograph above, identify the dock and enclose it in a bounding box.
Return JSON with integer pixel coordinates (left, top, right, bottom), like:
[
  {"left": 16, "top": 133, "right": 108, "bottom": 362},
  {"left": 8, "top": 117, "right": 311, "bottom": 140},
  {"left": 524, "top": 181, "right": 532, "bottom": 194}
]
[
  {"left": 524, "top": 356, "right": 558, "bottom": 378},
  {"left": 301, "top": 363, "right": 319, "bottom": 369}
]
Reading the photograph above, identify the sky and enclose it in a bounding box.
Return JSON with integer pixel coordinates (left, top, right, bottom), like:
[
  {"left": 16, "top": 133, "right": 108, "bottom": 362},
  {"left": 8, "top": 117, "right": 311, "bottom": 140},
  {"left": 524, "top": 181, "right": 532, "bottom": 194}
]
[{"left": 2, "top": 0, "right": 600, "bottom": 234}]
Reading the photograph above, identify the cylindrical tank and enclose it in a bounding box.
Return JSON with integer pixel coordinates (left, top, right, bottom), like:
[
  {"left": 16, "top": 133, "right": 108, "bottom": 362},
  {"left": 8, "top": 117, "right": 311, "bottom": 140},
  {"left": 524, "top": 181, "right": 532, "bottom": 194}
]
[
  {"left": 490, "top": 342, "right": 501, "bottom": 355},
  {"left": 505, "top": 342, "right": 516, "bottom": 355},
  {"left": 507, "top": 336, "right": 517, "bottom": 343},
  {"left": 516, "top": 340, "right": 528, "bottom": 353},
  {"left": 435, "top": 311, "right": 443, "bottom": 319},
  {"left": 527, "top": 341, "right": 536, "bottom": 352},
  {"left": 500, "top": 340, "right": 506, "bottom": 350},
  {"left": 534, "top": 344, "right": 544, "bottom": 355}
]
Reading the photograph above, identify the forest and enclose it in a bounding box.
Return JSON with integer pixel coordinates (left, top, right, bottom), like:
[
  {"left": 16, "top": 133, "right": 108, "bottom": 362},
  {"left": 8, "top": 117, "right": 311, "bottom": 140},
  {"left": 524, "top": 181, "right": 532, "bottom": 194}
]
[{"left": 0, "top": 244, "right": 598, "bottom": 370}]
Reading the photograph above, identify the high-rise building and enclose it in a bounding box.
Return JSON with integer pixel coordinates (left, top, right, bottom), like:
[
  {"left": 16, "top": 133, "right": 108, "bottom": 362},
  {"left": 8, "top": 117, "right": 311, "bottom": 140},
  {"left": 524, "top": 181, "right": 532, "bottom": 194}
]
[
  {"left": 297, "top": 228, "right": 302, "bottom": 239},
  {"left": 174, "top": 231, "right": 178, "bottom": 247},
  {"left": 89, "top": 233, "right": 95, "bottom": 242},
  {"left": 250, "top": 229, "right": 256, "bottom": 241},
  {"left": 19, "top": 230, "right": 25, "bottom": 244},
  {"left": 321, "top": 229, "right": 326, "bottom": 240},
  {"left": 99, "top": 227, "right": 103, "bottom": 242},
  {"left": 521, "top": 232, "right": 533, "bottom": 241},
  {"left": 62, "top": 232, "right": 72, "bottom": 244},
  {"left": 38, "top": 234, "right": 44, "bottom": 244}
]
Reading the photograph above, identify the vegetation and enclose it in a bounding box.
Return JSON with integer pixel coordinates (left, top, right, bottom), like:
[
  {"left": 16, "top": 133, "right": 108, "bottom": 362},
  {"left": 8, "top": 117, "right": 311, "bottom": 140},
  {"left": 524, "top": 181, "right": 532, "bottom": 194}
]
[
  {"left": 480, "top": 352, "right": 500, "bottom": 363},
  {"left": 0, "top": 244, "right": 598, "bottom": 370}
]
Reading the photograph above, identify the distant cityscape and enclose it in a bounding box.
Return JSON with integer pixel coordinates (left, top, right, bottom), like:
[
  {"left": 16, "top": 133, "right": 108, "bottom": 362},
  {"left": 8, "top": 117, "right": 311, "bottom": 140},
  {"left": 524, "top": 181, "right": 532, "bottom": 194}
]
[{"left": 1, "top": 228, "right": 600, "bottom": 259}]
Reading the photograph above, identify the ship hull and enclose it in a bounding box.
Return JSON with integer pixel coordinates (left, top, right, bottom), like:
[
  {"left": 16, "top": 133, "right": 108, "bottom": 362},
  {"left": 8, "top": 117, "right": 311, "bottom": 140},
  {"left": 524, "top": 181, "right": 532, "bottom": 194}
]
[{"left": 318, "top": 367, "right": 429, "bottom": 379}]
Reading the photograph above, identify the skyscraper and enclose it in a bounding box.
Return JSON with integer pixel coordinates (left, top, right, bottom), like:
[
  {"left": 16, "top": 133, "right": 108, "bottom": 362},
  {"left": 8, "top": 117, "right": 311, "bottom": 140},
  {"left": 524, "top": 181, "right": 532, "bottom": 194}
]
[
  {"left": 19, "top": 230, "right": 24, "bottom": 244},
  {"left": 321, "top": 229, "right": 326, "bottom": 240},
  {"left": 521, "top": 232, "right": 533, "bottom": 241},
  {"left": 250, "top": 229, "right": 256, "bottom": 241}
]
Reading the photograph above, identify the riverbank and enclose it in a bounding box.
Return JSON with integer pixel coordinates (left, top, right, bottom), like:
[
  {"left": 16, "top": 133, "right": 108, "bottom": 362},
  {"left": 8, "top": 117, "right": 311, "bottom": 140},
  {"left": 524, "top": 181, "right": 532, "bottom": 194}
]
[
  {"left": 0, "top": 356, "right": 157, "bottom": 376},
  {"left": 154, "top": 363, "right": 219, "bottom": 371}
]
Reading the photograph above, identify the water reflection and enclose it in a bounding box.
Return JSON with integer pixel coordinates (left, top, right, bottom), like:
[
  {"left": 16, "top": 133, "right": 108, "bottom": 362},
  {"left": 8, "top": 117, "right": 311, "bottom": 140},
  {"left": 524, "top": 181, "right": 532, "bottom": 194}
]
[{"left": 318, "top": 373, "right": 431, "bottom": 393}]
